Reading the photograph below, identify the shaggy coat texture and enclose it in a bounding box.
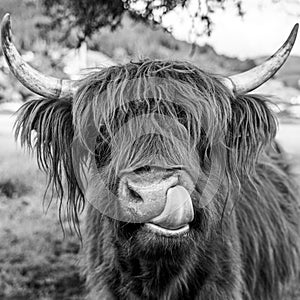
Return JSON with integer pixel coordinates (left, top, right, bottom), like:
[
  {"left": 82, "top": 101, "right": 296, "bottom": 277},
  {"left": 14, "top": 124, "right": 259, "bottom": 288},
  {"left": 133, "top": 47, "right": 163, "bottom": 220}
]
[{"left": 15, "top": 60, "right": 300, "bottom": 299}]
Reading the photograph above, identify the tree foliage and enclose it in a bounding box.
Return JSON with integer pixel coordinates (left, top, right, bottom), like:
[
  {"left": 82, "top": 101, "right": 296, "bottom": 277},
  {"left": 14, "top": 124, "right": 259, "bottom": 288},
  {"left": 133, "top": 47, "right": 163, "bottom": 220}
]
[{"left": 39, "top": 0, "right": 244, "bottom": 46}]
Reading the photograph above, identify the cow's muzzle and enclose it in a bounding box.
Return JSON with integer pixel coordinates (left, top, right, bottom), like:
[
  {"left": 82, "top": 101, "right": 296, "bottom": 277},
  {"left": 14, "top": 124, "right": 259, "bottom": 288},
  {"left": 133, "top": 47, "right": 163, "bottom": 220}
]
[{"left": 118, "top": 167, "right": 195, "bottom": 235}]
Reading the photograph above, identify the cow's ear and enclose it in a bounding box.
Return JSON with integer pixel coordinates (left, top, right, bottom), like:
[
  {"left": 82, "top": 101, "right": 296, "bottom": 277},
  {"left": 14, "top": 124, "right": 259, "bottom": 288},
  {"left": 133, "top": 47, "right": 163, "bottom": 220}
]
[
  {"left": 227, "top": 94, "right": 277, "bottom": 174},
  {"left": 15, "top": 98, "right": 84, "bottom": 234}
]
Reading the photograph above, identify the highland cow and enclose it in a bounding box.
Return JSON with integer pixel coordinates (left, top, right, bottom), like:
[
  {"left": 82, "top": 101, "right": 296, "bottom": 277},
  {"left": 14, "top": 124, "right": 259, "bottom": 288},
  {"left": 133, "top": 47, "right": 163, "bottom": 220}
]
[{"left": 1, "top": 13, "right": 300, "bottom": 300}]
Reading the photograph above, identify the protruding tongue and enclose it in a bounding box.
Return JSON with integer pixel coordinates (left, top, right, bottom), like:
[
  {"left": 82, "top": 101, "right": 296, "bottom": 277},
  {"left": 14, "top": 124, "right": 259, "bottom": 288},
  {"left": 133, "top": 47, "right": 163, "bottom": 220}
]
[{"left": 149, "top": 185, "right": 194, "bottom": 230}]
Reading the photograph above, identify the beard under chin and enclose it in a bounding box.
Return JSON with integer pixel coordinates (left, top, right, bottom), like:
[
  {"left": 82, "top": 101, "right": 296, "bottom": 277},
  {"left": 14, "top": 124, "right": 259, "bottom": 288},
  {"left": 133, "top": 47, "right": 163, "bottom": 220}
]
[{"left": 114, "top": 209, "right": 212, "bottom": 261}]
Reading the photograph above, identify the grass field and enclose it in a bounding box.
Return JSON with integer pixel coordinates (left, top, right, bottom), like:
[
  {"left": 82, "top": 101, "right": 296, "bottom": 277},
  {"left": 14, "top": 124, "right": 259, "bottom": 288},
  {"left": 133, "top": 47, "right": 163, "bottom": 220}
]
[{"left": 0, "top": 113, "right": 85, "bottom": 300}]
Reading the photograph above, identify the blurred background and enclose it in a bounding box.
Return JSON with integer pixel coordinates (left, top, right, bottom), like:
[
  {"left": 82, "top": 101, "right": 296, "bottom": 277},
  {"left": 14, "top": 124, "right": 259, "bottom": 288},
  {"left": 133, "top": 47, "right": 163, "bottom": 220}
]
[{"left": 0, "top": 0, "right": 300, "bottom": 299}]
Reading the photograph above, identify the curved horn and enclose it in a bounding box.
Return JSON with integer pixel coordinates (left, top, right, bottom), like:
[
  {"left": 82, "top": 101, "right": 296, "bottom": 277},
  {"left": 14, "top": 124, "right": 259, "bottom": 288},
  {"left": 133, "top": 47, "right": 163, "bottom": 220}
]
[
  {"left": 1, "top": 13, "right": 77, "bottom": 99},
  {"left": 222, "top": 24, "right": 299, "bottom": 94}
]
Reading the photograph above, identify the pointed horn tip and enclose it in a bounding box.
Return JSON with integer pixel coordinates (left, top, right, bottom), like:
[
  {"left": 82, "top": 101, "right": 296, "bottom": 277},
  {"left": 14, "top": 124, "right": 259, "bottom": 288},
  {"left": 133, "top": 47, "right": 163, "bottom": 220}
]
[
  {"left": 1, "top": 13, "right": 12, "bottom": 41},
  {"left": 1, "top": 13, "right": 11, "bottom": 28},
  {"left": 293, "top": 23, "right": 299, "bottom": 32},
  {"left": 289, "top": 23, "right": 299, "bottom": 43}
]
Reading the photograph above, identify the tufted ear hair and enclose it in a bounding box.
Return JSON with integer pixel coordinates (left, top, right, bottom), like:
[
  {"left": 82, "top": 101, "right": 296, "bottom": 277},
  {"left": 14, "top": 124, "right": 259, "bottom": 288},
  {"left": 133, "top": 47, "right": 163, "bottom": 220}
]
[
  {"left": 15, "top": 98, "right": 85, "bottom": 235},
  {"left": 227, "top": 94, "right": 277, "bottom": 176}
]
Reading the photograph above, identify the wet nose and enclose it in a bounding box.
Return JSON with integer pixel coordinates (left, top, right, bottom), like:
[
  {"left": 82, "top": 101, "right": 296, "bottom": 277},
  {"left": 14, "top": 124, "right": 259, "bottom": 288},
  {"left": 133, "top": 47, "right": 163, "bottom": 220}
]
[
  {"left": 117, "top": 168, "right": 194, "bottom": 228},
  {"left": 126, "top": 174, "right": 179, "bottom": 203},
  {"left": 118, "top": 172, "right": 178, "bottom": 221}
]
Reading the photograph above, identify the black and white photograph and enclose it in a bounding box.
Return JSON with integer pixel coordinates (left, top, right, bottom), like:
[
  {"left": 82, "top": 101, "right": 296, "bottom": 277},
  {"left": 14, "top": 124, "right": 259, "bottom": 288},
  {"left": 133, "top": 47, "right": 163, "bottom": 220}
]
[{"left": 0, "top": 0, "right": 300, "bottom": 299}]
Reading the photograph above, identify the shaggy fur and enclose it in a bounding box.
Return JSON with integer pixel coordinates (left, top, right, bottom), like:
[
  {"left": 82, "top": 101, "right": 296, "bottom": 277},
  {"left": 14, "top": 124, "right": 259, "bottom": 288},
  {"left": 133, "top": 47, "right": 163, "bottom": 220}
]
[{"left": 15, "top": 60, "right": 300, "bottom": 299}]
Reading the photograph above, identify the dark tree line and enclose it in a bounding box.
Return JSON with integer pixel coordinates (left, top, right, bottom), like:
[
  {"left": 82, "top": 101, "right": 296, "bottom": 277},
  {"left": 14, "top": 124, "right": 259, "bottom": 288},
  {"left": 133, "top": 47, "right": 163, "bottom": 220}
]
[{"left": 40, "top": 0, "right": 244, "bottom": 46}]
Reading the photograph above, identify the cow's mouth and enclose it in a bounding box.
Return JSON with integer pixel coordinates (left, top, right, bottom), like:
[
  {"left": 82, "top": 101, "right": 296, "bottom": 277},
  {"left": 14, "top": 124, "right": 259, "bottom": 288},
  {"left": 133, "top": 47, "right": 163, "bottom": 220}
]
[
  {"left": 117, "top": 169, "right": 195, "bottom": 230},
  {"left": 144, "top": 222, "right": 190, "bottom": 236}
]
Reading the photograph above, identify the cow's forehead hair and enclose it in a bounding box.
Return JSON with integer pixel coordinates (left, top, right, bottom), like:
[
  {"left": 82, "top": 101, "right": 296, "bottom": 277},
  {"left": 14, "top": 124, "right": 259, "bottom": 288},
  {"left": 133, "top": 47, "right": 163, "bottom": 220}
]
[
  {"left": 76, "top": 59, "right": 232, "bottom": 101},
  {"left": 73, "top": 60, "right": 233, "bottom": 143}
]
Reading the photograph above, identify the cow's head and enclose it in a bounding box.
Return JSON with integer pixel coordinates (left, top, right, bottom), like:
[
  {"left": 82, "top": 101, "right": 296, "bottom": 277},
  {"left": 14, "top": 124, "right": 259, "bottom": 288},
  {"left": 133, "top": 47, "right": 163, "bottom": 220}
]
[{"left": 1, "top": 14, "right": 298, "bottom": 257}]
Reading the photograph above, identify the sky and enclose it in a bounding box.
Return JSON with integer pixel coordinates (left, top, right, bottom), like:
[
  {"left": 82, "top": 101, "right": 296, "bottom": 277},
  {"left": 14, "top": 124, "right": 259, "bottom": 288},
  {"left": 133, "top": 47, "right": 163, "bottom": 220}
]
[{"left": 161, "top": 0, "right": 300, "bottom": 59}]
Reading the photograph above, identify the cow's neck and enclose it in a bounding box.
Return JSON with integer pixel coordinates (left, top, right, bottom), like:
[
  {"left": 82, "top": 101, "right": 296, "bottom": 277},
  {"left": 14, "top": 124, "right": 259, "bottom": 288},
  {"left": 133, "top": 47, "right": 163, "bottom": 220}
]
[{"left": 110, "top": 247, "right": 208, "bottom": 299}]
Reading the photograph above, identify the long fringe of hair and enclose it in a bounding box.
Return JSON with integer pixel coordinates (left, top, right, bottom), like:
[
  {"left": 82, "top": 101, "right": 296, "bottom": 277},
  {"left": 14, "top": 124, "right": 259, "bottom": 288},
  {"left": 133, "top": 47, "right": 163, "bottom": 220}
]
[
  {"left": 14, "top": 60, "right": 299, "bottom": 245},
  {"left": 15, "top": 99, "right": 84, "bottom": 235}
]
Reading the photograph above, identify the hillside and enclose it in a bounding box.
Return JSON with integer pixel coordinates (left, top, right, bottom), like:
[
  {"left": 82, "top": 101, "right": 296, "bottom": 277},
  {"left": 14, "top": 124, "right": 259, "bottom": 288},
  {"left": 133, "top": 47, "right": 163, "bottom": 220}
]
[
  {"left": 88, "top": 15, "right": 256, "bottom": 75},
  {"left": 276, "top": 55, "right": 300, "bottom": 89},
  {"left": 0, "top": 0, "right": 259, "bottom": 104},
  {"left": 0, "top": 1, "right": 255, "bottom": 76},
  {"left": 255, "top": 55, "right": 300, "bottom": 90}
]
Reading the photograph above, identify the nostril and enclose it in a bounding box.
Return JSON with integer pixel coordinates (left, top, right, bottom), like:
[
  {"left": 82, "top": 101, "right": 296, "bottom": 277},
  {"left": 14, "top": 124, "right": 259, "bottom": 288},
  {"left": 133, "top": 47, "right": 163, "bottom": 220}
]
[{"left": 128, "top": 185, "right": 143, "bottom": 202}]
